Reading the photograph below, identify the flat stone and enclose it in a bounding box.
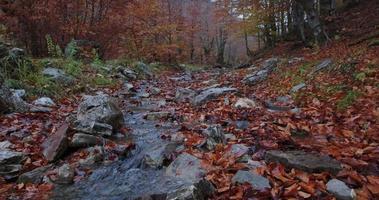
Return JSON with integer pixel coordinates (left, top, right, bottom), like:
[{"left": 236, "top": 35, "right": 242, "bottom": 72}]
[
  {"left": 193, "top": 87, "right": 237, "bottom": 106},
  {"left": 73, "top": 121, "right": 113, "bottom": 137},
  {"left": 166, "top": 153, "right": 206, "bottom": 183},
  {"left": 326, "top": 179, "right": 356, "bottom": 200},
  {"left": 310, "top": 59, "right": 333, "bottom": 74},
  {"left": 42, "top": 124, "right": 69, "bottom": 162},
  {"left": 232, "top": 170, "right": 271, "bottom": 190},
  {"left": 33, "top": 97, "right": 56, "bottom": 107},
  {"left": 70, "top": 133, "right": 101, "bottom": 148},
  {"left": 265, "top": 150, "right": 342, "bottom": 174}
]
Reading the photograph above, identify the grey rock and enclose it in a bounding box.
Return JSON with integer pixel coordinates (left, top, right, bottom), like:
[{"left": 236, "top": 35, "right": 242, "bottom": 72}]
[
  {"left": 242, "top": 69, "right": 269, "bottom": 85},
  {"left": 234, "top": 98, "right": 257, "bottom": 109},
  {"left": 33, "top": 97, "right": 56, "bottom": 107},
  {"left": 0, "top": 85, "right": 30, "bottom": 114},
  {"left": 290, "top": 83, "right": 306, "bottom": 93},
  {"left": 42, "top": 67, "right": 74, "bottom": 85},
  {"left": 288, "top": 57, "right": 304, "bottom": 64},
  {"left": 42, "top": 124, "right": 69, "bottom": 162},
  {"left": 0, "top": 150, "right": 25, "bottom": 165},
  {"left": 9, "top": 48, "right": 25, "bottom": 58},
  {"left": 310, "top": 59, "right": 333, "bottom": 74},
  {"left": 56, "top": 164, "right": 75, "bottom": 184},
  {"left": 246, "top": 159, "right": 264, "bottom": 169},
  {"left": 10, "top": 89, "right": 26, "bottom": 99},
  {"left": 144, "top": 112, "right": 171, "bottom": 121},
  {"left": 70, "top": 133, "right": 101, "bottom": 148},
  {"left": 73, "top": 121, "right": 113, "bottom": 137},
  {"left": 166, "top": 179, "right": 215, "bottom": 200},
  {"left": 141, "top": 143, "right": 177, "bottom": 168},
  {"left": 118, "top": 67, "right": 137, "bottom": 80},
  {"left": 123, "top": 82, "right": 136, "bottom": 92},
  {"left": 326, "top": 179, "right": 356, "bottom": 200},
  {"left": 232, "top": 170, "right": 271, "bottom": 190},
  {"left": 224, "top": 134, "right": 237, "bottom": 141},
  {"left": 225, "top": 144, "right": 249, "bottom": 159},
  {"left": 134, "top": 62, "right": 153, "bottom": 78},
  {"left": 261, "top": 58, "right": 279, "bottom": 72},
  {"left": 175, "top": 88, "right": 196, "bottom": 103},
  {"left": 77, "top": 94, "right": 124, "bottom": 130},
  {"left": 166, "top": 153, "right": 206, "bottom": 183},
  {"left": 193, "top": 87, "right": 237, "bottom": 106},
  {"left": 170, "top": 74, "right": 192, "bottom": 82},
  {"left": 265, "top": 150, "right": 342, "bottom": 174},
  {"left": 29, "top": 106, "right": 52, "bottom": 113},
  {"left": 150, "top": 87, "right": 161, "bottom": 95},
  {"left": 18, "top": 165, "right": 52, "bottom": 184},
  {"left": 202, "top": 125, "right": 226, "bottom": 150},
  {"left": 235, "top": 121, "right": 249, "bottom": 130}
]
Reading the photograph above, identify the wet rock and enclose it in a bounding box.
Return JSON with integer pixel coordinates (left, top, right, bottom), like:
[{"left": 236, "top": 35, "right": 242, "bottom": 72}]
[
  {"left": 194, "top": 87, "right": 237, "bottom": 106},
  {"left": 144, "top": 111, "right": 171, "bottom": 121},
  {"left": 326, "top": 179, "right": 356, "bottom": 200},
  {"left": 33, "top": 97, "right": 56, "bottom": 107},
  {"left": 232, "top": 170, "right": 271, "bottom": 190},
  {"left": 265, "top": 150, "right": 342, "bottom": 174},
  {"left": 70, "top": 133, "right": 102, "bottom": 148},
  {"left": 0, "top": 141, "right": 12, "bottom": 150},
  {"left": 290, "top": 83, "right": 306, "bottom": 93},
  {"left": 225, "top": 144, "right": 249, "bottom": 159},
  {"left": 234, "top": 98, "right": 257, "bottom": 109},
  {"left": 175, "top": 88, "right": 196, "bottom": 103},
  {"left": 201, "top": 125, "right": 226, "bottom": 150},
  {"left": 76, "top": 94, "right": 123, "bottom": 130},
  {"left": 310, "top": 59, "right": 333, "bottom": 75},
  {"left": 42, "top": 67, "right": 74, "bottom": 85},
  {"left": 56, "top": 164, "right": 75, "bottom": 184},
  {"left": 42, "top": 124, "right": 69, "bottom": 162},
  {"left": 141, "top": 143, "right": 178, "bottom": 168},
  {"left": 166, "top": 153, "right": 206, "bottom": 183},
  {"left": 18, "top": 165, "right": 52, "bottom": 184}
]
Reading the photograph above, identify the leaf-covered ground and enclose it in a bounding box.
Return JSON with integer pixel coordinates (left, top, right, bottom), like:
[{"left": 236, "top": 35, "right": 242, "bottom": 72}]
[{"left": 1, "top": 1, "right": 379, "bottom": 199}]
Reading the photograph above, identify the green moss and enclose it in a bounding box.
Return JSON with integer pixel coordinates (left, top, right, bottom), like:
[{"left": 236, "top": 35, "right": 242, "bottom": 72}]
[{"left": 93, "top": 76, "right": 114, "bottom": 86}]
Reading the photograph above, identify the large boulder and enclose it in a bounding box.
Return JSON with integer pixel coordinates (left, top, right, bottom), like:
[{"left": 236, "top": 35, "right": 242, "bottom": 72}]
[
  {"left": 76, "top": 94, "right": 124, "bottom": 131},
  {"left": 265, "top": 150, "right": 342, "bottom": 174},
  {"left": 193, "top": 87, "right": 237, "bottom": 106},
  {"left": 42, "top": 124, "right": 69, "bottom": 162}
]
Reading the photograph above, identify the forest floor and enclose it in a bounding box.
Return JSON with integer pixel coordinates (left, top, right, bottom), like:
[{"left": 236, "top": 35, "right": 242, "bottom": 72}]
[{"left": 0, "top": 1, "right": 379, "bottom": 200}]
